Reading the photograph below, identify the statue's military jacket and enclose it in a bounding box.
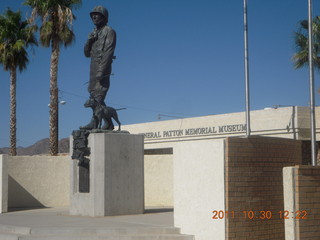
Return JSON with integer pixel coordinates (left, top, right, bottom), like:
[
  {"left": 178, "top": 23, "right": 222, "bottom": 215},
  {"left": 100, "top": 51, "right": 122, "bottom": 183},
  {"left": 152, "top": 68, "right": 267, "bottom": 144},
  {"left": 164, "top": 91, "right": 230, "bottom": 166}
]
[{"left": 84, "top": 25, "right": 116, "bottom": 96}]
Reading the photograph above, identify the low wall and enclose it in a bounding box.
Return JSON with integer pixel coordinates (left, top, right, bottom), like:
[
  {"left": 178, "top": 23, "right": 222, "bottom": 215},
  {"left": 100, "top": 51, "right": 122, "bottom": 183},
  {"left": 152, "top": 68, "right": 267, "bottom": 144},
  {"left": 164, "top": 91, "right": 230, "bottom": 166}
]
[
  {"left": 8, "top": 155, "right": 70, "bottom": 207},
  {"left": 0, "top": 155, "right": 8, "bottom": 213},
  {"left": 6, "top": 153, "right": 173, "bottom": 208},
  {"left": 283, "top": 166, "right": 320, "bottom": 240}
]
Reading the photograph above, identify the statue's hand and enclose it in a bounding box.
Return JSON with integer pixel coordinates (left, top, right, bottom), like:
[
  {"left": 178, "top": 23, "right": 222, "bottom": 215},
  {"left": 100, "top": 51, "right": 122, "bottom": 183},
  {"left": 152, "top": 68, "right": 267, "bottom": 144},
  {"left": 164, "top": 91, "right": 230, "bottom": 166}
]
[{"left": 88, "top": 30, "right": 98, "bottom": 42}]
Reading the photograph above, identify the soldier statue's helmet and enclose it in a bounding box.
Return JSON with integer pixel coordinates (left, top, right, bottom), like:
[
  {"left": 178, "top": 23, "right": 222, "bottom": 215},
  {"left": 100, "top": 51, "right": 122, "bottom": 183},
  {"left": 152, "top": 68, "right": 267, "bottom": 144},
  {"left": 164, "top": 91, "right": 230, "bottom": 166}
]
[{"left": 90, "top": 6, "right": 109, "bottom": 22}]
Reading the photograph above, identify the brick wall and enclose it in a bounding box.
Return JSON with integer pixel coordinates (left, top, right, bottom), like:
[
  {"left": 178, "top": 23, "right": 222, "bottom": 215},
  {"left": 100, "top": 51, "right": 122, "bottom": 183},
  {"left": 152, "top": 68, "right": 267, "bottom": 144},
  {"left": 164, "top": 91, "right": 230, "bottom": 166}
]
[
  {"left": 225, "top": 136, "right": 302, "bottom": 240},
  {"left": 293, "top": 166, "right": 320, "bottom": 240}
]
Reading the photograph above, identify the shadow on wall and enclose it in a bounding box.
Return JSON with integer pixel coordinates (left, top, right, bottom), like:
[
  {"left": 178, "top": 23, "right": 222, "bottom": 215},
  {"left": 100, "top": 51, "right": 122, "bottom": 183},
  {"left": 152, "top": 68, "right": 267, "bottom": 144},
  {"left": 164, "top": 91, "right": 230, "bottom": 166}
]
[{"left": 8, "top": 176, "right": 44, "bottom": 209}]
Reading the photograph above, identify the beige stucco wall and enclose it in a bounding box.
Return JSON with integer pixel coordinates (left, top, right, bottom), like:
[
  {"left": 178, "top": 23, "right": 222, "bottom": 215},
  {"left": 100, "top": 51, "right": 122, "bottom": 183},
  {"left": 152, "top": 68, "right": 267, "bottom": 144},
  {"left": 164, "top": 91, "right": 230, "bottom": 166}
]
[
  {"left": 144, "top": 154, "right": 173, "bottom": 207},
  {"left": 7, "top": 154, "right": 173, "bottom": 208},
  {"left": 8, "top": 155, "right": 70, "bottom": 208},
  {"left": 0, "top": 155, "right": 8, "bottom": 213}
]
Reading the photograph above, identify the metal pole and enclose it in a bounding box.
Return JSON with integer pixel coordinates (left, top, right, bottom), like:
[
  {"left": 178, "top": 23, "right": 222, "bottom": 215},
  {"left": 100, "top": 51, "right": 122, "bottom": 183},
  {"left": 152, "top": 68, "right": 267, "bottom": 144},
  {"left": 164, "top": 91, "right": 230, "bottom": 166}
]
[
  {"left": 244, "top": 0, "right": 251, "bottom": 136},
  {"left": 308, "top": 0, "right": 317, "bottom": 166}
]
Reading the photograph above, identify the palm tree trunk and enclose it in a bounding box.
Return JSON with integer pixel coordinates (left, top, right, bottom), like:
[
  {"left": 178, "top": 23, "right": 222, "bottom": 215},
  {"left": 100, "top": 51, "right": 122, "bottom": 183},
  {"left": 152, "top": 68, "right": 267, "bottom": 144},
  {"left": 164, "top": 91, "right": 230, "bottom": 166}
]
[
  {"left": 49, "top": 40, "right": 60, "bottom": 156},
  {"left": 9, "top": 67, "right": 17, "bottom": 156}
]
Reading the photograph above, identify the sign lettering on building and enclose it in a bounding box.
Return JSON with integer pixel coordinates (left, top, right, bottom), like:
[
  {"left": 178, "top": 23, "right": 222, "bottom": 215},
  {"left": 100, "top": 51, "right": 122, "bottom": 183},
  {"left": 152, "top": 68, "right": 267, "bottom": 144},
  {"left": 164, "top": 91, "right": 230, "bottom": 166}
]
[{"left": 141, "top": 124, "right": 247, "bottom": 139}]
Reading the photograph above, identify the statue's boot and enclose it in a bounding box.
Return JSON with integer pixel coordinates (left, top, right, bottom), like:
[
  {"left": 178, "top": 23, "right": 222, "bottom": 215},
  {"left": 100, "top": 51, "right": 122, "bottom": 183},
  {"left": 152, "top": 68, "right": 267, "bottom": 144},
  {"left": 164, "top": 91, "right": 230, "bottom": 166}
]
[{"left": 80, "top": 117, "right": 97, "bottom": 130}]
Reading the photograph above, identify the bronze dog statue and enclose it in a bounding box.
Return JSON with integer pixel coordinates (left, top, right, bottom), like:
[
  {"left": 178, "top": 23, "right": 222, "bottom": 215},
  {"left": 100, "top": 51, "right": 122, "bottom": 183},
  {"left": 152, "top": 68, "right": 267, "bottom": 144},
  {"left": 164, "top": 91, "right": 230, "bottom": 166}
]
[{"left": 84, "top": 98, "right": 121, "bottom": 131}]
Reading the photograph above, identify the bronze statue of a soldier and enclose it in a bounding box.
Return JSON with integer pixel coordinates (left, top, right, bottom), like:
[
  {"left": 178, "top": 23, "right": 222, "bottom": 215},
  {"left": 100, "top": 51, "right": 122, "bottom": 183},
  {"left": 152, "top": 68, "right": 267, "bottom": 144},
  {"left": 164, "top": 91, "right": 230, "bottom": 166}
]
[{"left": 81, "top": 6, "right": 116, "bottom": 130}]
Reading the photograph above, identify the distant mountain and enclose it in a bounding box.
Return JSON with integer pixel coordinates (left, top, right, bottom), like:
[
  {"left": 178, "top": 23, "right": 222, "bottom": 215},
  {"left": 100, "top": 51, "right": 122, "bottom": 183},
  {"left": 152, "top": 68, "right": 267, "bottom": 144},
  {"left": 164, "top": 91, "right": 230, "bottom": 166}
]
[{"left": 0, "top": 138, "right": 70, "bottom": 155}]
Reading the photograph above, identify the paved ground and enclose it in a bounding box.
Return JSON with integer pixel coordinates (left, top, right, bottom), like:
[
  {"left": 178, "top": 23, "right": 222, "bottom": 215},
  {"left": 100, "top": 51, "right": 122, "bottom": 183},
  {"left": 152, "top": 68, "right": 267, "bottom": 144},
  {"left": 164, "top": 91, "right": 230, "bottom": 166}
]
[{"left": 0, "top": 207, "right": 174, "bottom": 229}]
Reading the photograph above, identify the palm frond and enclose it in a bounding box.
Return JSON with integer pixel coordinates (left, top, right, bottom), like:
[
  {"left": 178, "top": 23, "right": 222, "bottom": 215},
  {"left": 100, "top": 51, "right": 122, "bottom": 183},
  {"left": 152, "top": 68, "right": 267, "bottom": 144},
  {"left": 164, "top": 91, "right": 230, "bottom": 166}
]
[
  {"left": 0, "top": 8, "right": 37, "bottom": 72},
  {"left": 24, "top": 0, "right": 81, "bottom": 47},
  {"left": 39, "top": 21, "right": 53, "bottom": 47},
  {"left": 292, "top": 16, "right": 320, "bottom": 70},
  {"left": 59, "top": 26, "right": 74, "bottom": 46}
]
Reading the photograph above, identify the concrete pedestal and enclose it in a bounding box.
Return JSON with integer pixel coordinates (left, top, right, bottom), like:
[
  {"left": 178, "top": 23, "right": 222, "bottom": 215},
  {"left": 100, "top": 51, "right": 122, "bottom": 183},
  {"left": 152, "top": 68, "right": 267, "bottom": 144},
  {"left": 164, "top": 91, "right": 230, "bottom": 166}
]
[{"left": 70, "top": 132, "right": 144, "bottom": 217}]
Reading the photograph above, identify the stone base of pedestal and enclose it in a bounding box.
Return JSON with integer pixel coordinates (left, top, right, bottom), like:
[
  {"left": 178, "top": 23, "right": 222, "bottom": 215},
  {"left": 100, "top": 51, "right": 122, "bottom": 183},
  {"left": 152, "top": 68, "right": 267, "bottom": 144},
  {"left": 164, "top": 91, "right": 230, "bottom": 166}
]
[{"left": 70, "top": 132, "right": 144, "bottom": 217}]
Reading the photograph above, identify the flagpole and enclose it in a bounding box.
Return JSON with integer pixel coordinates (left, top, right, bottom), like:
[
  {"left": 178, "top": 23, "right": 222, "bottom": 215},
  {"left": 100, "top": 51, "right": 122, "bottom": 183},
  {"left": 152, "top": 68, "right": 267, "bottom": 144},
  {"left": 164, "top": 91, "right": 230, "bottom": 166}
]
[
  {"left": 244, "top": 0, "right": 251, "bottom": 136},
  {"left": 308, "top": 0, "right": 317, "bottom": 166}
]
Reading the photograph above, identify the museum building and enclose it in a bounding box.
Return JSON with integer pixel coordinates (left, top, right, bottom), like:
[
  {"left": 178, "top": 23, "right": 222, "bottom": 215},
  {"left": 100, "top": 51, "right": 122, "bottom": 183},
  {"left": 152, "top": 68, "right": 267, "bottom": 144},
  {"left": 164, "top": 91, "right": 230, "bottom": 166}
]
[
  {"left": 120, "top": 106, "right": 320, "bottom": 208},
  {"left": 123, "top": 106, "right": 320, "bottom": 161}
]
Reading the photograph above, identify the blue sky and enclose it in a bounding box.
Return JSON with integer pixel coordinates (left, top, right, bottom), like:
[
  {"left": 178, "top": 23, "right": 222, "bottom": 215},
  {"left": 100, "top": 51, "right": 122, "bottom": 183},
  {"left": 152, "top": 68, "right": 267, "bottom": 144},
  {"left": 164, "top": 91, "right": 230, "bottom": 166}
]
[{"left": 0, "top": 0, "right": 319, "bottom": 147}]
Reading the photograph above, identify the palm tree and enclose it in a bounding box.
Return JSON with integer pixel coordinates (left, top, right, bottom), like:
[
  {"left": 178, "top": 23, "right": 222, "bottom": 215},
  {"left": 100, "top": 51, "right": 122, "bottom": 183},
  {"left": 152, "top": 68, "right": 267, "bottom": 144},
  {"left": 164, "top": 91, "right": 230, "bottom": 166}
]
[
  {"left": 24, "top": 0, "right": 81, "bottom": 155},
  {"left": 0, "top": 9, "right": 37, "bottom": 156},
  {"left": 292, "top": 16, "right": 320, "bottom": 70}
]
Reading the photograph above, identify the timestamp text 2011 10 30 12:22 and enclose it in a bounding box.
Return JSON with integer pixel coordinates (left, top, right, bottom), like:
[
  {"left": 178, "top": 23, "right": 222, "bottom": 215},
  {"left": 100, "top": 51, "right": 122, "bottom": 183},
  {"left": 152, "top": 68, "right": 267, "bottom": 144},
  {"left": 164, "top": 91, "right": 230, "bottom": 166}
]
[{"left": 212, "top": 210, "right": 308, "bottom": 220}]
